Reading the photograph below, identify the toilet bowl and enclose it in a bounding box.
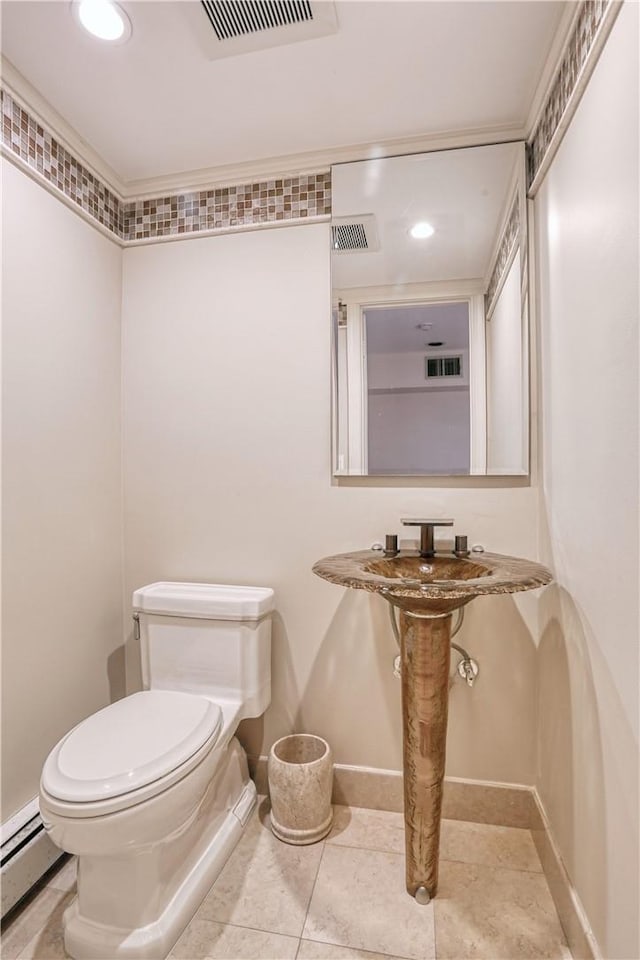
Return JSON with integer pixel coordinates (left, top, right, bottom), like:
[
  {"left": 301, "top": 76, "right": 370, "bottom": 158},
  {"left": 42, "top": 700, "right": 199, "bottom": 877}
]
[{"left": 39, "top": 582, "right": 273, "bottom": 960}]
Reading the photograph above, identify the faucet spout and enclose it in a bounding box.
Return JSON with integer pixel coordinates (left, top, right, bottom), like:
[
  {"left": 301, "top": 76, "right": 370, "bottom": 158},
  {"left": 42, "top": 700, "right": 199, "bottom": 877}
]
[{"left": 401, "top": 518, "right": 454, "bottom": 558}]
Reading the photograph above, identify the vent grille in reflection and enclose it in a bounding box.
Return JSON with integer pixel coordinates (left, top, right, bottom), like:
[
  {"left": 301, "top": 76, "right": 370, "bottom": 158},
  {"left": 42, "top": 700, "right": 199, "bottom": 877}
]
[
  {"left": 331, "top": 215, "right": 379, "bottom": 253},
  {"left": 426, "top": 356, "right": 463, "bottom": 379},
  {"left": 332, "top": 223, "right": 368, "bottom": 251}
]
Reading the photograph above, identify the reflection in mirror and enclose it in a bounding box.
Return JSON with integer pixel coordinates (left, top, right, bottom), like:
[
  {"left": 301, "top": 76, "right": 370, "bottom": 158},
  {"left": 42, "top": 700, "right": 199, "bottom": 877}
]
[
  {"left": 331, "top": 142, "right": 529, "bottom": 477},
  {"left": 366, "top": 301, "right": 470, "bottom": 475}
]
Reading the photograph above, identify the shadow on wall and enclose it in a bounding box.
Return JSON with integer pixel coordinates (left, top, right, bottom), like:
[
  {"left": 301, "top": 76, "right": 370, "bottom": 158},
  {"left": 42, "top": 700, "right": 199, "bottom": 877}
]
[
  {"left": 257, "top": 581, "right": 543, "bottom": 786},
  {"left": 284, "top": 588, "right": 402, "bottom": 770},
  {"left": 238, "top": 611, "right": 299, "bottom": 760},
  {"left": 536, "top": 583, "right": 607, "bottom": 951},
  {"left": 107, "top": 644, "right": 127, "bottom": 703},
  {"left": 445, "top": 592, "right": 538, "bottom": 784}
]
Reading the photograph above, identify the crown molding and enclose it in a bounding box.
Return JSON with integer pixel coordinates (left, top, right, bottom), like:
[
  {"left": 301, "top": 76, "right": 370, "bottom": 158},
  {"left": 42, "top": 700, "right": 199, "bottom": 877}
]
[
  {"left": 124, "top": 213, "right": 330, "bottom": 248},
  {"left": 525, "top": 3, "right": 581, "bottom": 140},
  {"left": 527, "top": 0, "right": 623, "bottom": 196},
  {"left": 122, "top": 122, "right": 525, "bottom": 199},
  {"left": 2, "top": 54, "right": 524, "bottom": 201},
  {"left": 334, "top": 278, "right": 485, "bottom": 304},
  {"left": 0, "top": 56, "right": 126, "bottom": 199}
]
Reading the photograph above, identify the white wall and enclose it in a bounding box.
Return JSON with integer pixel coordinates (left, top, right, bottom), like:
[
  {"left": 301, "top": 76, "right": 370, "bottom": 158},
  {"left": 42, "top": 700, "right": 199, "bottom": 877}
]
[
  {"left": 368, "top": 350, "right": 470, "bottom": 389},
  {"left": 534, "top": 4, "right": 639, "bottom": 957},
  {"left": 486, "top": 250, "right": 525, "bottom": 473},
  {"left": 368, "top": 390, "right": 470, "bottom": 474},
  {"left": 1, "top": 160, "right": 124, "bottom": 819},
  {"left": 122, "top": 223, "right": 542, "bottom": 785}
]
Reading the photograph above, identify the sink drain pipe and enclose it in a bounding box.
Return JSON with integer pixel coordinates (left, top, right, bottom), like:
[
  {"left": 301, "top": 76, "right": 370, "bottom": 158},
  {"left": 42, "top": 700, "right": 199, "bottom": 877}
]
[{"left": 388, "top": 604, "right": 478, "bottom": 686}]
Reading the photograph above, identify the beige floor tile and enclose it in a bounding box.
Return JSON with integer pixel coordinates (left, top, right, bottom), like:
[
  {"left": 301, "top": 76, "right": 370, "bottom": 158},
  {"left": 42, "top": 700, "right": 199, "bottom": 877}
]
[
  {"left": 302, "top": 845, "right": 435, "bottom": 960},
  {"left": 297, "top": 940, "right": 412, "bottom": 960},
  {"left": 169, "top": 918, "right": 299, "bottom": 959},
  {"left": 439, "top": 820, "right": 543, "bottom": 873},
  {"left": 326, "top": 810, "right": 542, "bottom": 873},
  {"left": 45, "top": 858, "right": 77, "bottom": 896},
  {"left": 198, "top": 808, "right": 324, "bottom": 938},
  {"left": 326, "top": 807, "right": 405, "bottom": 856},
  {"left": 434, "top": 859, "right": 571, "bottom": 959},
  {"left": 0, "top": 887, "right": 69, "bottom": 960},
  {"left": 17, "top": 894, "right": 73, "bottom": 959}
]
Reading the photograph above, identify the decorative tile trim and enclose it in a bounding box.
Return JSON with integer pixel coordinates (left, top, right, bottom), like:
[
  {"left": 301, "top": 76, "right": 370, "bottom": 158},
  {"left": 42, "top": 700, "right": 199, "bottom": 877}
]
[
  {"left": 1, "top": 88, "right": 123, "bottom": 237},
  {"left": 1, "top": 86, "right": 331, "bottom": 244},
  {"left": 2, "top": 1, "right": 618, "bottom": 237},
  {"left": 527, "top": 0, "right": 613, "bottom": 189},
  {"left": 122, "top": 173, "right": 331, "bottom": 242},
  {"left": 485, "top": 190, "right": 520, "bottom": 316}
]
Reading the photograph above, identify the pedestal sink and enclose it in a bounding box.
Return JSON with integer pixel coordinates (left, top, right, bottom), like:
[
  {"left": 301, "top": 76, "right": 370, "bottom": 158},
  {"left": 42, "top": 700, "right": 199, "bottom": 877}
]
[{"left": 312, "top": 546, "right": 552, "bottom": 903}]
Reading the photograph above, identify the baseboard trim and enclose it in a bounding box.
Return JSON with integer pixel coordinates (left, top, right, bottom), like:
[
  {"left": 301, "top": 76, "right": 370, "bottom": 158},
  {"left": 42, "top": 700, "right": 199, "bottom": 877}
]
[
  {"left": 1, "top": 811, "right": 63, "bottom": 918},
  {"left": 249, "top": 757, "right": 599, "bottom": 957},
  {"left": 248, "top": 757, "right": 537, "bottom": 827},
  {"left": 531, "top": 788, "right": 600, "bottom": 960}
]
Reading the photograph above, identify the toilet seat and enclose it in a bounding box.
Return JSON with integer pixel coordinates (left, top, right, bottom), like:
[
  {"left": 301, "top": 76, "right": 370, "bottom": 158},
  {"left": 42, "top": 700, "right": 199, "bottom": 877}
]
[{"left": 41, "top": 691, "right": 222, "bottom": 816}]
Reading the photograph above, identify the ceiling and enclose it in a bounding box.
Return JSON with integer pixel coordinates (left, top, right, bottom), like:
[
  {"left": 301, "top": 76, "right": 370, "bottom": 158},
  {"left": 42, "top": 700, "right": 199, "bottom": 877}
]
[
  {"left": 365, "top": 302, "right": 469, "bottom": 355},
  {"left": 331, "top": 142, "right": 520, "bottom": 289},
  {"left": 0, "top": 1, "right": 567, "bottom": 187}
]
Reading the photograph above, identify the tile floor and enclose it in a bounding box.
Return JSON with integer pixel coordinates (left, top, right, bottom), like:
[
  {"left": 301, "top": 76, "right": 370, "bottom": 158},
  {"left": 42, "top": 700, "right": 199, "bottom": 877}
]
[{"left": 1, "top": 801, "right": 571, "bottom": 960}]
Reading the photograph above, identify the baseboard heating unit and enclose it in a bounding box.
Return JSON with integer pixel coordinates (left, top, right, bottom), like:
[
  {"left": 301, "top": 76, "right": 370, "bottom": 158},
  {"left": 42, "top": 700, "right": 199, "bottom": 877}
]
[{"left": 1, "top": 798, "right": 63, "bottom": 917}]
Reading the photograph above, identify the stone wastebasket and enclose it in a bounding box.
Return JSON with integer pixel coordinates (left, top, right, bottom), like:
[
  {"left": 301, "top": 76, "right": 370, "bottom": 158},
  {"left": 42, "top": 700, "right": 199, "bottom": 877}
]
[{"left": 268, "top": 734, "right": 333, "bottom": 844}]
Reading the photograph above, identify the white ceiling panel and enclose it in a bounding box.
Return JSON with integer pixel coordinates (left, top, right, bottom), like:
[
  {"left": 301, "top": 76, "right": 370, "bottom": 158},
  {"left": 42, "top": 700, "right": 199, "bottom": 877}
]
[{"left": 0, "top": 1, "right": 567, "bottom": 184}]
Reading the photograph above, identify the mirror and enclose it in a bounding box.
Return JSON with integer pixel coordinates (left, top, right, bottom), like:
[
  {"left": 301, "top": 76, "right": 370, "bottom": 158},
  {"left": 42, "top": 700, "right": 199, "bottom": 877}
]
[{"left": 331, "top": 142, "right": 529, "bottom": 477}]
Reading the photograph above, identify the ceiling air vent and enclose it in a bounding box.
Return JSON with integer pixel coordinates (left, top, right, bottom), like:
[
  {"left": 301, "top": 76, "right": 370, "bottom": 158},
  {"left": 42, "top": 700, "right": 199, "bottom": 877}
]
[
  {"left": 331, "top": 215, "right": 379, "bottom": 254},
  {"left": 202, "top": 1, "right": 312, "bottom": 40},
  {"left": 192, "top": 1, "right": 338, "bottom": 59}
]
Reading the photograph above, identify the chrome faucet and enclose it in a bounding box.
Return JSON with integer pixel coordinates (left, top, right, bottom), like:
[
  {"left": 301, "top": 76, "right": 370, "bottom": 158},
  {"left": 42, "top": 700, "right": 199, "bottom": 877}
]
[{"left": 401, "top": 518, "right": 454, "bottom": 558}]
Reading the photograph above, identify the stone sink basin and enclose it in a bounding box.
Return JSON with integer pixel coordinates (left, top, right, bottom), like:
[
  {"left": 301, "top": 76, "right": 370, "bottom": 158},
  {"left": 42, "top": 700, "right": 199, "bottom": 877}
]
[
  {"left": 312, "top": 547, "right": 552, "bottom": 903},
  {"left": 312, "top": 549, "right": 552, "bottom": 614}
]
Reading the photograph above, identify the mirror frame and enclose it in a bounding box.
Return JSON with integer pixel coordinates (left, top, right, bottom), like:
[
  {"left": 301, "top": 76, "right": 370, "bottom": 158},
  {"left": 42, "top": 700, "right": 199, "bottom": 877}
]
[{"left": 330, "top": 142, "right": 530, "bottom": 478}]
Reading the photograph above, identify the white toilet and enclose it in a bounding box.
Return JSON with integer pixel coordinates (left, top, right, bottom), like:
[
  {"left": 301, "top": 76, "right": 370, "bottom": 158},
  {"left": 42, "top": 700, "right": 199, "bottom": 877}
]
[{"left": 39, "top": 581, "right": 274, "bottom": 960}]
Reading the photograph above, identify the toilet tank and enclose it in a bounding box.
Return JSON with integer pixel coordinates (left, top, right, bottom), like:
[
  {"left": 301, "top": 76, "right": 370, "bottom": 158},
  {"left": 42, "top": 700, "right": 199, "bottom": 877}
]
[{"left": 132, "top": 582, "right": 274, "bottom": 720}]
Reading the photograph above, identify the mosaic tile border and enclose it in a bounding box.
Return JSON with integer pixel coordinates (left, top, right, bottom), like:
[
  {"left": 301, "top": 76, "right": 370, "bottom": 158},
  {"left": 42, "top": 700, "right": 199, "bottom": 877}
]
[
  {"left": 2, "top": 0, "right": 614, "bottom": 243},
  {"left": 1, "top": 87, "right": 331, "bottom": 244},
  {"left": 122, "top": 173, "right": 331, "bottom": 241},
  {"left": 485, "top": 189, "right": 520, "bottom": 316},
  {"left": 1, "top": 88, "right": 123, "bottom": 236},
  {"left": 527, "top": 0, "right": 611, "bottom": 188}
]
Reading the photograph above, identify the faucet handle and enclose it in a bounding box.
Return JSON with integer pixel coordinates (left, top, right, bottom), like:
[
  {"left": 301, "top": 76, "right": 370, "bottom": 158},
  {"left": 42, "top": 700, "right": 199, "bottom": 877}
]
[{"left": 400, "top": 519, "right": 454, "bottom": 558}]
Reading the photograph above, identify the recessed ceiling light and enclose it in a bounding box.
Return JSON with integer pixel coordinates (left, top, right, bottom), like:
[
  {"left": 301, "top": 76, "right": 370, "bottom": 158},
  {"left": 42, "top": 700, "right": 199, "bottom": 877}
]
[
  {"left": 72, "top": 0, "right": 132, "bottom": 42},
  {"left": 409, "top": 221, "right": 435, "bottom": 240},
  {"left": 415, "top": 322, "right": 433, "bottom": 331}
]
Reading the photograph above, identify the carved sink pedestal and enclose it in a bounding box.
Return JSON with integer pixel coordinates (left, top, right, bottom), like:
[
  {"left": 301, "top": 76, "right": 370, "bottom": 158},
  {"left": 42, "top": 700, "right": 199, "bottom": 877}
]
[
  {"left": 399, "top": 607, "right": 452, "bottom": 900},
  {"left": 312, "top": 549, "right": 552, "bottom": 902}
]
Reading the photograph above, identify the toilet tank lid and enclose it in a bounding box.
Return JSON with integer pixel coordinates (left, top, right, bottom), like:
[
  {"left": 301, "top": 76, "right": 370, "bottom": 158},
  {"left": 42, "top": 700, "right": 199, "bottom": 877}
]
[{"left": 132, "top": 581, "right": 275, "bottom": 620}]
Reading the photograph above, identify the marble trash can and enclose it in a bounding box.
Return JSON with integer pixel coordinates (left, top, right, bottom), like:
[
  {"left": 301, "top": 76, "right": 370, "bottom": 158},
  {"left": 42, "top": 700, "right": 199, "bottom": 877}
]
[{"left": 268, "top": 734, "right": 333, "bottom": 844}]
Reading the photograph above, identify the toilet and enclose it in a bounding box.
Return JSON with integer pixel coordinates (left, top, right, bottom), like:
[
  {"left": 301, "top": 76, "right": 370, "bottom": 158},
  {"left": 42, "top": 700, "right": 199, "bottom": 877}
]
[{"left": 39, "top": 581, "right": 274, "bottom": 960}]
